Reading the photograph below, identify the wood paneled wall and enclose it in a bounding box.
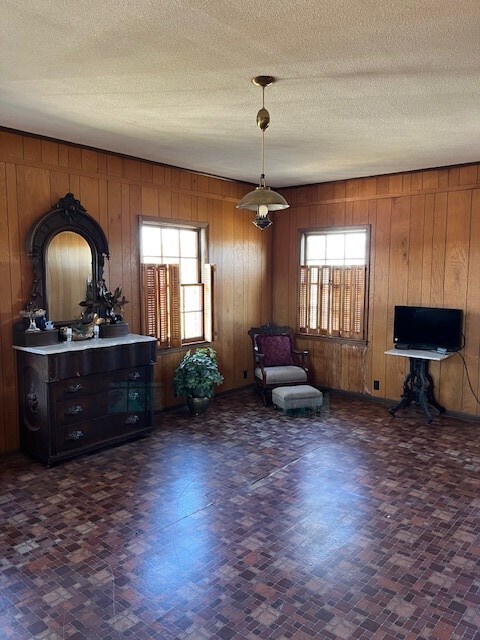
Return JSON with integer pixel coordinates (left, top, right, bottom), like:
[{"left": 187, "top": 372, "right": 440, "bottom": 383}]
[
  {"left": 274, "top": 164, "right": 480, "bottom": 416},
  {"left": 2, "top": 127, "right": 479, "bottom": 455},
  {"left": 0, "top": 130, "right": 272, "bottom": 454}
]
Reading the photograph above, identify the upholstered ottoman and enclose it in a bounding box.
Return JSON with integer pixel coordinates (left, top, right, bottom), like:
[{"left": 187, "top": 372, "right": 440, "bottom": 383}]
[{"left": 272, "top": 385, "right": 323, "bottom": 415}]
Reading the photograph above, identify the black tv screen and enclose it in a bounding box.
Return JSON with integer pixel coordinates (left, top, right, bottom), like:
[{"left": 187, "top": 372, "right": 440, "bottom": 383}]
[{"left": 393, "top": 306, "right": 463, "bottom": 352}]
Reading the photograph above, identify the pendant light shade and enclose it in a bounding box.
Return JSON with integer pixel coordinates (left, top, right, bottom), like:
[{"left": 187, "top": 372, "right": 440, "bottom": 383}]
[
  {"left": 237, "top": 178, "right": 289, "bottom": 211},
  {"left": 237, "top": 76, "right": 289, "bottom": 229}
]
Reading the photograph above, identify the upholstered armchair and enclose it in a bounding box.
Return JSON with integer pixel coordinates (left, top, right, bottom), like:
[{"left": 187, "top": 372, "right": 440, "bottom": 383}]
[{"left": 248, "top": 324, "right": 309, "bottom": 405}]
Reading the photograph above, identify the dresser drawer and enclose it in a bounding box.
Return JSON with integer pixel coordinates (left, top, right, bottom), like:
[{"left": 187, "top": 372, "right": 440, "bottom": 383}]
[
  {"left": 110, "top": 410, "right": 147, "bottom": 433},
  {"left": 109, "top": 366, "right": 148, "bottom": 385},
  {"left": 108, "top": 366, "right": 148, "bottom": 413},
  {"left": 53, "top": 375, "right": 104, "bottom": 400},
  {"left": 57, "top": 412, "right": 148, "bottom": 454},
  {"left": 53, "top": 366, "right": 147, "bottom": 400},
  {"left": 57, "top": 418, "right": 108, "bottom": 452},
  {"left": 108, "top": 385, "right": 147, "bottom": 414},
  {"left": 55, "top": 393, "right": 108, "bottom": 426},
  {"left": 55, "top": 386, "right": 147, "bottom": 423},
  {"left": 48, "top": 340, "right": 156, "bottom": 380}
]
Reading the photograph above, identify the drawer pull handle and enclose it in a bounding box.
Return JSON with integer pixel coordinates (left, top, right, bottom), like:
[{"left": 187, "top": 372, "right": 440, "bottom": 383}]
[
  {"left": 130, "top": 392, "right": 140, "bottom": 401},
  {"left": 65, "top": 383, "right": 83, "bottom": 393},
  {"left": 66, "top": 429, "right": 85, "bottom": 441},
  {"left": 128, "top": 371, "right": 141, "bottom": 381},
  {"left": 65, "top": 405, "right": 83, "bottom": 416},
  {"left": 125, "top": 414, "right": 140, "bottom": 424}
]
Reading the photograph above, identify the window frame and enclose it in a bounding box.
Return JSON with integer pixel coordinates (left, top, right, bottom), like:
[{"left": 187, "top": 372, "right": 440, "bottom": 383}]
[
  {"left": 139, "top": 216, "right": 212, "bottom": 350},
  {"left": 298, "top": 225, "right": 370, "bottom": 343}
]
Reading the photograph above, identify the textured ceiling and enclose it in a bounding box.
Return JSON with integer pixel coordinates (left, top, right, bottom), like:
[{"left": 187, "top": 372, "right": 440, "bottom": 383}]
[{"left": 1, "top": 0, "right": 479, "bottom": 187}]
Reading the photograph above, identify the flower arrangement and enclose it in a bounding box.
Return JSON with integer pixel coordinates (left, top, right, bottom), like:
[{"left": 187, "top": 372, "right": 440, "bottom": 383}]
[
  {"left": 97, "top": 281, "right": 129, "bottom": 323},
  {"left": 80, "top": 279, "right": 128, "bottom": 324}
]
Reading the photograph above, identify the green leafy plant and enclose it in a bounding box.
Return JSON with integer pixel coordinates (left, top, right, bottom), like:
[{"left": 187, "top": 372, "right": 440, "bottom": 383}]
[{"left": 173, "top": 347, "right": 224, "bottom": 398}]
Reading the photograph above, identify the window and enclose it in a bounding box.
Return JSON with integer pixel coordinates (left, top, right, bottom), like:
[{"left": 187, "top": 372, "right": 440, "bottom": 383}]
[
  {"left": 299, "top": 227, "right": 369, "bottom": 340},
  {"left": 140, "top": 218, "right": 213, "bottom": 348}
]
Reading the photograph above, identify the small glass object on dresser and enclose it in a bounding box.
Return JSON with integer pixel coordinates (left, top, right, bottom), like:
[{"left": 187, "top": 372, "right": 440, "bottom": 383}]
[{"left": 19, "top": 306, "right": 46, "bottom": 332}]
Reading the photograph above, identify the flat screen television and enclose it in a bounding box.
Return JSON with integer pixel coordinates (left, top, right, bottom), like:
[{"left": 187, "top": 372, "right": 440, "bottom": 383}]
[{"left": 393, "top": 305, "right": 463, "bottom": 352}]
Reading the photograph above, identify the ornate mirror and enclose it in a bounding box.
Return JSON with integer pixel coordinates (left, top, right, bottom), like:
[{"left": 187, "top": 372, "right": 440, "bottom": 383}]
[{"left": 27, "top": 193, "right": 109, "bottom": 324}]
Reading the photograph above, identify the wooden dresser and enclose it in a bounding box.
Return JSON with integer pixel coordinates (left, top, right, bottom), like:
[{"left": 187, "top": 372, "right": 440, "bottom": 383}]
[{"left": 14, "top": 334, "right": 157, "bottom": 466}]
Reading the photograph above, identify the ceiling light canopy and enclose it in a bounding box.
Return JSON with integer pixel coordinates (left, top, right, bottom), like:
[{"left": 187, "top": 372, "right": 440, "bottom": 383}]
[{"left": 237, "top": 76, "right": 289, "bottom": 230}]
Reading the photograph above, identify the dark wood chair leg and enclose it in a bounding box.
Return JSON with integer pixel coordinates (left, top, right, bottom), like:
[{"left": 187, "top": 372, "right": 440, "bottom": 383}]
[
  {"left": 253, "top": 382, "right": 271, "bottom": 406},
  {"left": 263, "top": 389, "right": 273, "bottom": 406}
]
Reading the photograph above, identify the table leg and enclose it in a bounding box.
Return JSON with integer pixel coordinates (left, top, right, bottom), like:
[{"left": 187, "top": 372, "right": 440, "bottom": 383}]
[
  {"left": 388, "top": 371, "right": 414, "bottom": 415},
  {"left": 425, "top": 371, "right": 446, "bottom": 415},
  {"left": 389, "top": 357, "right": 445, "bottom": 424}
]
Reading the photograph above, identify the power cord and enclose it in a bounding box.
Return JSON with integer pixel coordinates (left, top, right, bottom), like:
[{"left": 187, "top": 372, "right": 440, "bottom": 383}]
[{"left": 453, "top": 350, "right": 480, "bottom": 406}]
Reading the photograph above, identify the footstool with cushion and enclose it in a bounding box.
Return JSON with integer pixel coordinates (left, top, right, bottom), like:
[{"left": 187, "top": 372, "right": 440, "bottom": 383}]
[{"left": 272, "top": 385, "right": 323, "bottom": 416}]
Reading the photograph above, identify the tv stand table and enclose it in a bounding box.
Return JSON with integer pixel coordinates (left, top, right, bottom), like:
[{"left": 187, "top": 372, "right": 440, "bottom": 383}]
[{"left": 385, "top": 349, "right": 454, "bottom": 424}]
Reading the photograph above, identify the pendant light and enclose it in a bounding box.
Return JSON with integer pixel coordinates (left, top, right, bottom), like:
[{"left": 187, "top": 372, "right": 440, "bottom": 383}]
[{"left": 237, "top": 76, "right": 289, "bottom": 229}]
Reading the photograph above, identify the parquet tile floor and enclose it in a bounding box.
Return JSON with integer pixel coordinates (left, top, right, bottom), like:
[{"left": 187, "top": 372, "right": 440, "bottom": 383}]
[{"left": 1, "top": 391, "right": 479, "bottom": 639}]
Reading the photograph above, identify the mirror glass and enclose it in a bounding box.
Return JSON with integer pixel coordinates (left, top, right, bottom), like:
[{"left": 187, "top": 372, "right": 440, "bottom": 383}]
[{"left": 46, "top": 231, "right": 92, "bottom": 321}]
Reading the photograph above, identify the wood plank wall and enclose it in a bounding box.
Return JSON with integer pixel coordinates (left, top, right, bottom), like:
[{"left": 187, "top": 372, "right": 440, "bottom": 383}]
[
  {"left": 274, "top": 164, "right": 480, "bottom": 416},
  {"left": 0, "top": 129, "right": 273, "bottom": 455},
  {"left": 2, "top": 127, "right": 479, "bottom": 455}
]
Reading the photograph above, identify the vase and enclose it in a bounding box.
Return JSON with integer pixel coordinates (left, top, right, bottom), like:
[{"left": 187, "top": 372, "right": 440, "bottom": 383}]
[{"left": 186, "top": 397, "right": 210, "bottom": 416}]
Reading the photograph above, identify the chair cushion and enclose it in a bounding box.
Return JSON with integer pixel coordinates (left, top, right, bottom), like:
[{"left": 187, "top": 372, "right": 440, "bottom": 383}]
[{"left": 257, "top": 335, "right": 295, "bottom": 366}]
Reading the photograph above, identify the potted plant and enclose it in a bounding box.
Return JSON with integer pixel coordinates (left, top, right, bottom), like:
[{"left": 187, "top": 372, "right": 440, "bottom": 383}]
[{"left": 173, "top": 347, "right": 224, "bottom": 415}]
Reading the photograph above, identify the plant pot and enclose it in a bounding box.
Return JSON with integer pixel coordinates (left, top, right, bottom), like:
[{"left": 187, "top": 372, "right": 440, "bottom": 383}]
[
  {"left": 186, "top": 397, "right": 210, "bottom": 416},
  {"left": 99, "top": 322, "right": 129, "bottom": 338}
]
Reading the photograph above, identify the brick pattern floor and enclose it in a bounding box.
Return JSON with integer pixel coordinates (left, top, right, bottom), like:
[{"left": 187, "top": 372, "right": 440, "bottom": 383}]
[{"left": 0, "top": 391, "right": 479, "bottom": 639}]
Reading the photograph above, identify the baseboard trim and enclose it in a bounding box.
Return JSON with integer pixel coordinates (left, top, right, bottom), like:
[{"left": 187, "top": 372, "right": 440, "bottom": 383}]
[{"left": 326, "top": 387, "right": 480, "bottom": 424}]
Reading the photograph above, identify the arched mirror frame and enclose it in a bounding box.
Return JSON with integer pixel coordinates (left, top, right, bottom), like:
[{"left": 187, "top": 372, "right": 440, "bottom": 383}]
[{"left": 26, "top": 193, "right": 110, "bottom": 325}]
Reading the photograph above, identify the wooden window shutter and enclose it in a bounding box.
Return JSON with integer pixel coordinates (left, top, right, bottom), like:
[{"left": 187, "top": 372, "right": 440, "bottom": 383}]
[
  {"left": 141, "top": 263, "right": 181, "bottom": 349},
  {"left": 203, "top": 264, "right": 214, "bottom": 343},
  {"left": 141, "top": 264, "right": 162, "bottom": 343},
  {"left": 339, "top": 265, "right": 366, "bottom": 339},
  {"left": 308, "top": 266, "right": 319, "bottom": 333},
  {"left": 341, "top": 267, "right": 353, "bottom": 337},
  {"left": 353, "top": 265, "right": 366, "bottom": 338},
  {"left": 299, "top": 265, "right": 329, "bottom": 336},
  {"left": 330, "top": 267, "right": 342, "bottom": 336},
  {"left": 168, "top": 264, "right": 181, "bottom": 348},
  {"left": 298, "top": 266, "right": 308, "bottom": 333},
  {"left": 156, "top": 265, "right": 169, "bottom": 348},
  {"left": 320, "top": 266, "right": 330, "bottom": 335}
]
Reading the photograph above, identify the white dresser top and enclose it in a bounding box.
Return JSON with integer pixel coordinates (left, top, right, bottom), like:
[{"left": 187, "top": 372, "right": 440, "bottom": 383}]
[{"left": 13, "top": 333, "right": 156, "bottom": 356}]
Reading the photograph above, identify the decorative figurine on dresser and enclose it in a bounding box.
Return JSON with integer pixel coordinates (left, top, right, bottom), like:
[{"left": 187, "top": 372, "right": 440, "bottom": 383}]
[{"left": 13, "top": 193, "right": 157, "bottom": 466}]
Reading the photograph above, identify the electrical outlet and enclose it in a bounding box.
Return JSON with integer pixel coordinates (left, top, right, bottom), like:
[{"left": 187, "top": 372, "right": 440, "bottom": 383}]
[{"left": 373, "top": 380, "right": 380, "bottom": 390}]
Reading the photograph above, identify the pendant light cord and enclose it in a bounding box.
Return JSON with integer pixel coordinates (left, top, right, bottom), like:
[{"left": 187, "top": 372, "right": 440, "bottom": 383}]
[
  {"left": 261, "top": 86, "right": 265, "bottom": 184},
  {"left": 236, "top": 75, "right": 289, "bottom": 221}
]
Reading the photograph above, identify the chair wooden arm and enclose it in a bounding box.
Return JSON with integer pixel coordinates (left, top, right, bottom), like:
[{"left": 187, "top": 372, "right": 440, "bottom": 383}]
[
  {"left": 254, "top": 350, "right": 266, "bottom": 373},
  {"left": 292, "top": 349, "right": 309, "bottom": 370}
]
